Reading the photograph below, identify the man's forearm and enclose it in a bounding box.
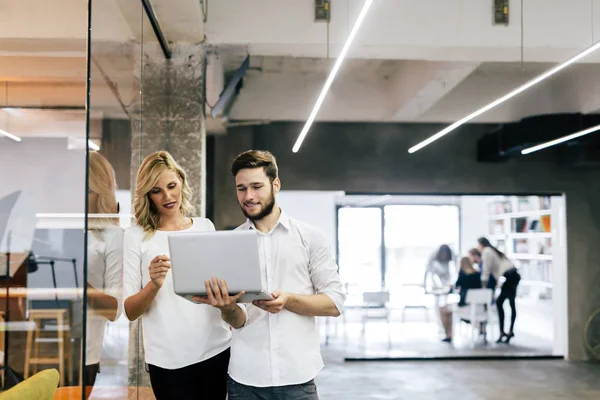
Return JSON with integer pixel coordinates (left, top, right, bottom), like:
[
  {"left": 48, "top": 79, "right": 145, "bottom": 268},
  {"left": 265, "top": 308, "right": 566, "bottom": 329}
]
[
  {"left": 285, "top": 293, "right": 340, "bottom": 317},
  {"left": 221, "top": 305, "right": 246, "bottom": 329}
]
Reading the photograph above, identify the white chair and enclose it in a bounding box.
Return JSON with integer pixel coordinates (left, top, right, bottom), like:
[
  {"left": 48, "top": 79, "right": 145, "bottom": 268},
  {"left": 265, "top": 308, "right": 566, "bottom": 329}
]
[
  {"left": 399, "top": 284, "right": 431, "bottom": 324},
  {"left": 452, "top": 288, "right": 495, "bottom": 346},
  {"left": 361, "top": 291, "right": 391, "bottom": 348}
]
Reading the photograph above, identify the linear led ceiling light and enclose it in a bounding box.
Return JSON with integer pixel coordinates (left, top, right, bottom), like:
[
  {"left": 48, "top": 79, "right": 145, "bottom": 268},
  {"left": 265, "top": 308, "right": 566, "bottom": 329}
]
[
  {"left": 88, "top": 140, "right": 100, "bottom": 151},
  {"left": 292, "top": 0, "right": 374, "bottom": 153},
  {"left": 408, "top": 40, "right": 600, "bottom": 154},
  {"left": 0, "top": 128, "right": 21, "bottom": 142},
  {"left": 521, "top": 123, "right": 600, "bottom": 155}
]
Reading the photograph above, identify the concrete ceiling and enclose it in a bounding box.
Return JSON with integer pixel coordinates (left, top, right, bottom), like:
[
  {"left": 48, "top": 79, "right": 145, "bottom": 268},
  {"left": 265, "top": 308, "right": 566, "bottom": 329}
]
[
  {"left": 2, "top": 0, "right": 600, "bottom": 140},
  {"left": 0, "top": 0, "right": 205, "bottom": 140},
  {"left": 213, "top": 54, "right": 600, "bottom": 123},
  {"left": 207, "top": 0, "right": 600, "bottom": 125}
]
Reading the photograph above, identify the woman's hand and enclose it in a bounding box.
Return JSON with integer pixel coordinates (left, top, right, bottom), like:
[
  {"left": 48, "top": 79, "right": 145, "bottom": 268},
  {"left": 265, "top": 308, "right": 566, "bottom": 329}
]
[{"left": 149, "top": 255, "right": 171, "bottom": 289}]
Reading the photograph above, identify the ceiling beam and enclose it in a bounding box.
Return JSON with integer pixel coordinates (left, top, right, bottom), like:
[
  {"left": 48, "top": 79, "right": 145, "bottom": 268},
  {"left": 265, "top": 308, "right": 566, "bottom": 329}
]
[{"left": 383, "top": 60, "right": 479, "bottom": 120}]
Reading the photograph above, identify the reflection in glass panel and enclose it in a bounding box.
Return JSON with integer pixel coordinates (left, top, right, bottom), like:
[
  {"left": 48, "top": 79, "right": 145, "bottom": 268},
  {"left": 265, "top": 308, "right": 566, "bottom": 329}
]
[
  {"left": 84, "top": 152, "right": 123, "bottom": 393},
  {"left": 0, "top": 0, "right": 88, "bottom": 390},
  {"left": 86, "top": 0, "right": 143, "bottom": 397}
]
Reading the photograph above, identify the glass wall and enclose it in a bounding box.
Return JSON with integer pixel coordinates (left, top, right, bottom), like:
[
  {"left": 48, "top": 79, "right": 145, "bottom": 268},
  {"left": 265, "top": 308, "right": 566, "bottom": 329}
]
[
  {"left": 336, "top": 194, "right": 567, "bottom": 360},
  {"left": 384, "top": 204, "right": 460, "bottom": 292},
  {"left": 0, "top": 0, "right": 89, "bottom": 393},
  {"left": 0, "top": 0, "right": 170, "bottom": 397},
  {"left": 338, "top": 207, "right": 382, "bottom": 302},
  {"left": 85, "top": 0, "right": 140, "bottom": 397},
  {"left": 85, "top": 1, "right": 163, "bottom": 398}
]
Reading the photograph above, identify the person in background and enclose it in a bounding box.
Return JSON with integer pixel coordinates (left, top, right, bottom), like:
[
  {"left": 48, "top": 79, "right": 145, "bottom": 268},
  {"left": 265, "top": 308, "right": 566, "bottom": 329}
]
[
  {"left": 467, "top": 248, "right": 481, "bottom": 271},
  {"left": 439, "top": 256, "right": 482, "bottom": 342},
  {"left": 477, "top": 237, "right": 521, "bottom": 344},
  {"left": 425, "top": 244, "right": 455, "bottom": 334},
  {"left": 468, "top": 248, "right": 496, "bottom": 289},
  {"left": 85, "top": 151, "right": 123, "bottom": 389},
  {"left": 424, "top": 244, "right": 455, "bottom": 291},
  {"left": 122, "top": 151, "right": 231, "bottom": 399}
]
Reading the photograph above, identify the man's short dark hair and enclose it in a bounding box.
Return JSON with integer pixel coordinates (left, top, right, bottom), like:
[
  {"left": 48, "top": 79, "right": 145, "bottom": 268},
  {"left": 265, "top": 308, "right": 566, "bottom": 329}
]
[{"left": 231, "top": 150, "right": 278, "bottom": 182}]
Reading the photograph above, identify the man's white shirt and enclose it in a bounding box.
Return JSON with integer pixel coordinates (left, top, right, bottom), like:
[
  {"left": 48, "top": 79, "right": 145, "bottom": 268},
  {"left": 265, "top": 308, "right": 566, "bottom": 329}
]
[{"left": 228, "top": 211, "right": 345, "bottom": 387}]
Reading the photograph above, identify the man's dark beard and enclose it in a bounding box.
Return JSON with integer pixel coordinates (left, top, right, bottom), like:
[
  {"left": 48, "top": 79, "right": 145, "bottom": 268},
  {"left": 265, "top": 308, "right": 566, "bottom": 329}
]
[{"left": 241, "top": 187, "right": 276, "bottom": 221}]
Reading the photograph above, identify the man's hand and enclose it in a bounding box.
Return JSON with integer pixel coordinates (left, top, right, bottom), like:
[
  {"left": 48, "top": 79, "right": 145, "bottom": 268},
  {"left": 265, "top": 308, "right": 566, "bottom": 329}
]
[
  {"left": 192, "top": 277, "right": 245, "bottom": 313},
  {"left": 252, "top": 291, "right": 290, "bottom": 314}
]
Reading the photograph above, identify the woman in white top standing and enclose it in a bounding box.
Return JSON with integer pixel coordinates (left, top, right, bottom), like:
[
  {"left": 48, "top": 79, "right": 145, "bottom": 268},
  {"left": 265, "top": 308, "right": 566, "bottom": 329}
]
[
  {"left": 123, "top": 151, "right": 231, "bottom": 399},
  {"left": 85, "top": 151, "right": 123, "bottom": 389},
  {"left": 424, "top": 244, "right": 455, "bottom": 290},
  {"left": 477, "top": 237, "right": 521, "bottom": 344}
]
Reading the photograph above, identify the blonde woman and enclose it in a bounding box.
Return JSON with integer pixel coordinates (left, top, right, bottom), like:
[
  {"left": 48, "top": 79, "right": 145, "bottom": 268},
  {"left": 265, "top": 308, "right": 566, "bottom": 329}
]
[
  {"left": 85, "top": 151, "right": 123, "bottom": 388},
  {"left": 123, "top": 151, "right": 231, "bottom": 400}
]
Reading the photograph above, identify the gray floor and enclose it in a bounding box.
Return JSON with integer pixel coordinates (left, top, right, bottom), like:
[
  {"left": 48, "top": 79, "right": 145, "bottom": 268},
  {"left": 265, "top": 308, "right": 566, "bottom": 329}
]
[
  {"left": 317, "top": 347, "right": 600, "bottom": 399},
  {"left": 88, "top": 319, "right": 600, "bottom": 400},
  {"left": 324, "top": 297, "right": 555, "bottom": 359},
  {"left": 87, "top": 303, "right": 600, "bottom": 400},
  {"left": 315, "top": 299, "right": 600, "bottom": 399}
]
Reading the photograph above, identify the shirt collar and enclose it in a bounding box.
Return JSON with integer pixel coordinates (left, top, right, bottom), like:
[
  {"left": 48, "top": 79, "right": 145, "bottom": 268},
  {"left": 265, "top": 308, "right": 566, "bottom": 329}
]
[{"left": 243, "top": 208, "right": 291, "bottom": 232}]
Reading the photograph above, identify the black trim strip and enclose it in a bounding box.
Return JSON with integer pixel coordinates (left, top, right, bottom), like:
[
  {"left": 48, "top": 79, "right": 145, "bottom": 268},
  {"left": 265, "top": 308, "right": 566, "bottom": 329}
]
[
  {"left": 342, "top": 191, "right": 564, "bottom": 197},
  {"left": 344, "top": 355, "right": 564, "bottom": 362},
  {"left": 0, "top": 106, "right": 85, "bottom": 110},
  {"left": 82, "top": 0, "right": 93, "bottom": 388},
  {"left": 141, "top": 0, "right": 172, "bottom": 59}
]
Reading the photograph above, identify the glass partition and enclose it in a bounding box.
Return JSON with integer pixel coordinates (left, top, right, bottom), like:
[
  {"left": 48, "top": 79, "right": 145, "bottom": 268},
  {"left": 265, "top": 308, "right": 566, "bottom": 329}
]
[
  {"left": 85, "top": 0, "right": 149, "bottom": 398},
  {"left": 0, "top": 0, "right": 88, "bottom": 392},
  {"left": 338, "top": 207, "right": 383, "bottom": 303}
]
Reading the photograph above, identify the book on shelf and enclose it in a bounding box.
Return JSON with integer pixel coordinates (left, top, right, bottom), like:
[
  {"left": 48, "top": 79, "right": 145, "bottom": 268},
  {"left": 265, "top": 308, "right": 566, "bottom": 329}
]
[
  {"left": 489, "top": 199, "right": 511, "bottom": 215},
  {"left": 514, "top": 218, "right": 527, "bottom": 232},
  {"left": 511, "top": 216, "right": 551, "bottom": 233},
  {"left": 540, "top": 196, "right": 551, "bottom": 210},
  {"left": 517, "top": 197, "right": 533, "bottom": 212},
  {"left": 540, "top": 215, "right": 551, "bottom": 232}
]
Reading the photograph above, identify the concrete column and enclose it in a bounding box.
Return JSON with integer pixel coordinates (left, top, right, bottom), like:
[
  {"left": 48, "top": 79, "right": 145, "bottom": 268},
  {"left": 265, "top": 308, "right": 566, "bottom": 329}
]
[
  {"left": 130, "top": 43, "right": 206, "bottom": 215},
  {"left": 128, "top": 42, "right": 206, "bottom": 388}
]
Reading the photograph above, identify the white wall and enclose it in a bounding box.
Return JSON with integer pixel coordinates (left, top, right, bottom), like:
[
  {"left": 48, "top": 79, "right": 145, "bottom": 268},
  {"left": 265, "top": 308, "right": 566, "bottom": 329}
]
[
  {"left": 0, "top": 138, "right": 86, "bottom": 215},
  {"left": 552, "top": 195, "right": 568, "bottom": 356},
  {"left": 459, "top": 196, "right": 490, "bottom": 255},
  {"left": 276, "top": 190, "right": 344, "bottom": 252}
]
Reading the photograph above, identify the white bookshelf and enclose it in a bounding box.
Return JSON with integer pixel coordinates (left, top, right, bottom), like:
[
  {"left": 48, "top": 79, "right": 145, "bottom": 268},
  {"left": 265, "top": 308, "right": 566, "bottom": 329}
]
[
  {"left": 512, "top": 253, "right": 553, "bottom": 261},
  {"left": 510, "top": 232, "right": 552, "bottom": 240},
  {"left": 487, "top": 196, "right": 553, "bottom": 291},
  {"left": 488, "top": 209, "right": 552, "bottom": 220}
]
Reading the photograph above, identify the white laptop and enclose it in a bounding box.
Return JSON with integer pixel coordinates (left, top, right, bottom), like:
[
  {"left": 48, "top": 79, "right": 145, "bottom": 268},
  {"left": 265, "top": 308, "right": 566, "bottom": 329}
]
[{"left": 168, "top": 230, "right": 272, "bottom": 303}]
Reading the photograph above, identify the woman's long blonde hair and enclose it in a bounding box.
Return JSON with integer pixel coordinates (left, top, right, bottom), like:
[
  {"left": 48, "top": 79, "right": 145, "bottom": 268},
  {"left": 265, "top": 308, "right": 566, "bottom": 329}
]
[
  {"left": 134, "top": 151, "right": 194, "bottom": 238},
  {"left": 88, "top": 151, "right": 119, "bottom": 231},
  {"left": 459, "top": 256, "right": 477, "bottom": 274}
]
